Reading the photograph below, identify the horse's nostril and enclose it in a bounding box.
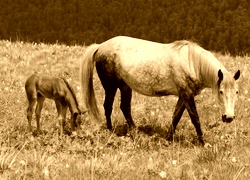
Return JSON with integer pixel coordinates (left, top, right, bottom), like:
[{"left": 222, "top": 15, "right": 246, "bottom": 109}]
[
  {"left": 222, "top": 114, "right": 234, "bottom": 123},
  {"left": 222, "top": 115, "right": 226, "bottom": 122}
]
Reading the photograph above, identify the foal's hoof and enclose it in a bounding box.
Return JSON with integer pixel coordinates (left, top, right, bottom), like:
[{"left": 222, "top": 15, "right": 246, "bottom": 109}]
[
  {"left": 32, "top": 129, "right": 42, "bottom": 136},
  {"left": 63, "top": 129, "right": 71, "bottom": 136}
]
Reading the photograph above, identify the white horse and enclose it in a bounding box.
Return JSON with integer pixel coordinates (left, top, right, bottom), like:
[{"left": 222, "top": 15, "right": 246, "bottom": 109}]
[{"left": 80, "top": 36, "right": 240, "bottom": 145}]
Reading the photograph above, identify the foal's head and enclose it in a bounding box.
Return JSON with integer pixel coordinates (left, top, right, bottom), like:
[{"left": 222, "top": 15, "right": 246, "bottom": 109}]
[
  {"left": 217, "top": 69, "right": 240, "bottom": 123},
  {"left": 72, "top": 109, "right": 88, "bottom": 128}
]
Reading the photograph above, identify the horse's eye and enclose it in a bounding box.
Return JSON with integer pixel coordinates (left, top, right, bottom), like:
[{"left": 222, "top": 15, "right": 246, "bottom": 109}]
[
  {"left": 236, "top": 91, "right": 239, "bottom": 94},
  {"left": 219, "top": 90, "right": 223, "bottom": 94}
]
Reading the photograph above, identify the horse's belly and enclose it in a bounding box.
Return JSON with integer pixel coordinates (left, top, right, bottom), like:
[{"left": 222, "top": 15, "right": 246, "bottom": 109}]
[
  {"left": 118, "top": 59, "right": 179, "bottom": 96},
  {"left": 123, "top": 75, "right": 178, "bottom": 96}
]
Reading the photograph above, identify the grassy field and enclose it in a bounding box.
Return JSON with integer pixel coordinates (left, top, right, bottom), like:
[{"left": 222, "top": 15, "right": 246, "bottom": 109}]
[{"left": 0, "top": 40, "right": 250, "bottom": 180}]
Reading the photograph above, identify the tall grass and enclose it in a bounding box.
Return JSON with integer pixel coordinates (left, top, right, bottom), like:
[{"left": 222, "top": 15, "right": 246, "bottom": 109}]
[{"left": 0, "top": 40, "right": 250, "bottom": 179}]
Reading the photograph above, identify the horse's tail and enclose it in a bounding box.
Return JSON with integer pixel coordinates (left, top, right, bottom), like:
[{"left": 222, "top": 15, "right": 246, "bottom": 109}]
[{"left": 80, "top": 44, "right": 101, "bottom": 122}]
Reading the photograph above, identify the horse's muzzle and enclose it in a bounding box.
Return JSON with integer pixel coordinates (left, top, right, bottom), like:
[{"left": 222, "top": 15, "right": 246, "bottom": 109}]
[{"left": 222, "top": 115, "right": 235, "bottom": 123}]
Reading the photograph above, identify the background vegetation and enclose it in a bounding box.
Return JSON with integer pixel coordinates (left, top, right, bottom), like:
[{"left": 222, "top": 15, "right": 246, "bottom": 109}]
[{"left": 0, "top": 0, "right": 250, "bottom": 55}]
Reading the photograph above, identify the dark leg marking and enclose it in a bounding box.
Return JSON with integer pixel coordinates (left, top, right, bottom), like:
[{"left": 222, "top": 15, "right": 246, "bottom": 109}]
[
  {"left": 183, "top": 94, "right": 204, "bottom": 145},
  {"left": 166, "top": 97, "right": 186, "bottom": 140},
  {"left": 103, "top": 87, "right": 118, "bottom": 129},
  {"left": 96, "top": 60, "right": 119, "bottom": 130},
  {"left": 119, "top": 81, "right": 135, "bottom": 128}
]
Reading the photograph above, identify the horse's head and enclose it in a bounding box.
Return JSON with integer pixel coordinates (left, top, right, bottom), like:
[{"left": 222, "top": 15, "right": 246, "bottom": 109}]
[{"left": 217, "top": 69, "right": 240, "bottom": 123}]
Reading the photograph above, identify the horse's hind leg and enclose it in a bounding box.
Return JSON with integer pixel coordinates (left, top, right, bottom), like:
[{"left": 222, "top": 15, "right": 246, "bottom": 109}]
[
  {"left": 119, "top": 82, "right": 135, "bottom": 128},
  {"left": 35, "top": 95, "right": 45, "bottom": 132},
  {"left": 27, "top": 97, "right": 37, "bottom": 132},
  {"left": 96, "top": 61, "right": 119, "bottom": 129},
  {"left": 103, "top": 86, "right": 118, "bottom": 130},
  {"left": 166, "top": 98, "right": 186, "bottom": 140}
]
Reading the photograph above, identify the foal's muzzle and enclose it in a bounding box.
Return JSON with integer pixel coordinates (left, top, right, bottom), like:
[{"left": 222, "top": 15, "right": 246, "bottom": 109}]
[{"left": 222, "top": 115, "right": 235, "bottom": 123}]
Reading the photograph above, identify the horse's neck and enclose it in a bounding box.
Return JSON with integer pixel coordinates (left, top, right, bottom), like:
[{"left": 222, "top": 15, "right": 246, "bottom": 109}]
[{"left": 200, "top": 67, "right": 218, "bottom": 89}]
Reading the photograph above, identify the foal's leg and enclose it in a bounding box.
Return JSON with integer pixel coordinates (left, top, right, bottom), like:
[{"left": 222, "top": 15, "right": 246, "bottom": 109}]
[
  {"left": 60, "top": 105, "right": 68, "bottom": 136},
  {"left": 55, "top": 100, "right": 66, "bottom": 136},
  {"left": 35, "top": 95, "right": 45, "bottom": 132},
  {"left": 182, "top": 94, "right": 204, "bottom": 145},
  {"left": 119, "top": 82, "right": 135, "bottom": 128},
  {"left": 70, "top": 112, "right": 79, "bottom": 132},
  {"left": 27, "top": 97, "right": 37, "bottom": 132},
  {"left": 166, "top": 97, "right": 186, "bottom": 140}
]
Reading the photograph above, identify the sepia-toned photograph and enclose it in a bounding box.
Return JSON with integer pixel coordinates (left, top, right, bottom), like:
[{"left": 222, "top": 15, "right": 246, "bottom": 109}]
[{"left": 0, "top": 0, "right": 249, "bottom": 179}]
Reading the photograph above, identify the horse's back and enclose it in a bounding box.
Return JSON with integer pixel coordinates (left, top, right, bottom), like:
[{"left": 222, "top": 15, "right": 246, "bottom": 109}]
[
  {"left": 97, "top": 36, "right": 189, "bottom": 69},
  {"left": 99, "top": 36, "right": 167, "bottom": 57}
]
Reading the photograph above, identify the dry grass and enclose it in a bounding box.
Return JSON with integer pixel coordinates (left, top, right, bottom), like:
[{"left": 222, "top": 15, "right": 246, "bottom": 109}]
[{"left": 0, "top": 40, "right": 250, "bottom": 179}]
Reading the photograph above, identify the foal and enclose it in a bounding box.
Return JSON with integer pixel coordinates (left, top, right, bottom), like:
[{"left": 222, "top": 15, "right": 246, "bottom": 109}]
[{"left": 25, "top": 73, "right": 83, "bottom": 135}]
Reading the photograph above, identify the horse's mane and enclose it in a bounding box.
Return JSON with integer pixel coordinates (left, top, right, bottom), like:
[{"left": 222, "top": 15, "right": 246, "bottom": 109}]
[
  {"left": 188, "top": 42, "right": 230, "bottom": 91},
  {"left": 171, "top": 40, "right": 230, "bottom": 91},
  {"left": 171, "top": 40, "right": 194, "bottom": 52},
  {"left": 61, "top": 77, "right": 80, "bottom": 109}
]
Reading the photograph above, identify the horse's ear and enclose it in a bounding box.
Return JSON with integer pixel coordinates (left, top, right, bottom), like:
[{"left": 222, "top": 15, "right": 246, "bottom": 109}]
[
  {"left": 234, "top": 70, "right": 240, "bottom": 80},
  {"left": 218, "top": 69, "right": 223, "bottom": 81}
]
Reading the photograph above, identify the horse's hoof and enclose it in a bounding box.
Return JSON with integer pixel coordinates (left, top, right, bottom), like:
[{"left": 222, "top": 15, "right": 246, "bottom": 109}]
[{"left": 166, "top": 133, "right": 174, "bottom": 141}]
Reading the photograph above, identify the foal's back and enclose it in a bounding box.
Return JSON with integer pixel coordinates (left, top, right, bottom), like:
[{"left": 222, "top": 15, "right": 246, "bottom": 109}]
[{"left": 25, "top": 73, "right": 68, "bottom": 100}]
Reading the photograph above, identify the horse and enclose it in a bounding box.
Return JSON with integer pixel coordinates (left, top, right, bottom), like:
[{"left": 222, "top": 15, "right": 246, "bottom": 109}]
[
  {"left": 25, "top": 73, "right": 85, "bottom": 136},
  {"left": 80, "top": 36, "right": 240, "bottom": 145}
]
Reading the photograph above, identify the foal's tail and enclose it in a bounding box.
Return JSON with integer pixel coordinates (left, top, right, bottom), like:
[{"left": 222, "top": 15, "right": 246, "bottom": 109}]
[{"left": 80, "top": 44, "right": 101, "bottom": 122}]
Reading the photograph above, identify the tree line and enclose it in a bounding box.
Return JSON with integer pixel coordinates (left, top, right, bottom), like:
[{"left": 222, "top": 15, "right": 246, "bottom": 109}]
[{"left": 0, "top": 0, "right": 249, "bottom": 55}]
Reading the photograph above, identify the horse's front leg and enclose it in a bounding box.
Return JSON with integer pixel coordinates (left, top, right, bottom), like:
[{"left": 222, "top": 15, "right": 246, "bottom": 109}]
[
  {"left": 182, "top": 94, "right": 204, "bottom": 145},
  {"left": 166, "top": 97, "right": 186, "bottom": 141}
]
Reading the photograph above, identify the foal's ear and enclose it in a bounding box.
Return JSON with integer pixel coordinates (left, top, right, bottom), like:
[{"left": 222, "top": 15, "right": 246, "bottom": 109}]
[
  {"left": 218, "top": 69, "right": 223, "bottom": 81},
  {"left": 234, "top": 70, "right": 240, "bottom": 80}
]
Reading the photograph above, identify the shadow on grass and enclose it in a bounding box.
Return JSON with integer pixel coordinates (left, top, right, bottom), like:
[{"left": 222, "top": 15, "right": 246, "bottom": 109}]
[
  {"left": 112, "top": 124, "right": 168, "bottom": 137},
  {"left": 112, "top": 124, "right": 195, "bottom": 145},
  {"left": 137, "top": 124, "right": 167, "bottom": 137}
]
